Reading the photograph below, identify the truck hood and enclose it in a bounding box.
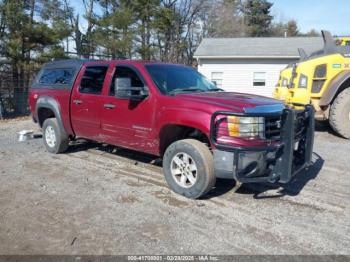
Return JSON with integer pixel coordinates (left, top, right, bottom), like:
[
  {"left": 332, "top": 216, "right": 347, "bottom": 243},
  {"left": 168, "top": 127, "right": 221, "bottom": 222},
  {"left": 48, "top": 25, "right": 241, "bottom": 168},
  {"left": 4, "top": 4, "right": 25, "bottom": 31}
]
[{"left": 176, "top": 92, "right": 285, "bottom": 113}]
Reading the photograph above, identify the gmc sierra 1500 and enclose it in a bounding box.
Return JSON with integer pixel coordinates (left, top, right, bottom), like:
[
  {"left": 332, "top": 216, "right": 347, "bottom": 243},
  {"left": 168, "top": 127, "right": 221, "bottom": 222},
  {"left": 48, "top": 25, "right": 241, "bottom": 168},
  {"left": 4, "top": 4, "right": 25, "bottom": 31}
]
[{"left": 29, "top": 59, "right": 314, "bottom": 198}]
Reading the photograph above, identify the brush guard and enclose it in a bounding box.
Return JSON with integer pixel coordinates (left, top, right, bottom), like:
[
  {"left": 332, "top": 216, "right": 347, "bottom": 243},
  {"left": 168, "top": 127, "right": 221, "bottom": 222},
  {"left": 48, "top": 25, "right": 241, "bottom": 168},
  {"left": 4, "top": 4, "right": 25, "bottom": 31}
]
[{"left": 210, "top": 105, "right": 315, "bottom": 183}]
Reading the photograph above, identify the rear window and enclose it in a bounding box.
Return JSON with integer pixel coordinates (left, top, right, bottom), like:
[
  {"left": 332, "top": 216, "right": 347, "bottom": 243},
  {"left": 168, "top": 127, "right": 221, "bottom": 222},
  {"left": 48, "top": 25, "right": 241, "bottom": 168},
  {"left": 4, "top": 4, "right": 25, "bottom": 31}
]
[{"left": 38, "top": 68, "right": 75, "bottom": 85}]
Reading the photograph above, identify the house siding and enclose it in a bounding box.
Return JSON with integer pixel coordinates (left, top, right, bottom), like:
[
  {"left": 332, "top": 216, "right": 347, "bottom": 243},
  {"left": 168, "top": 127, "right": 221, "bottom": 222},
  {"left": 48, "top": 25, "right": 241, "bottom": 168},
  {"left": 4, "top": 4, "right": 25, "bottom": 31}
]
[{"left": 197, "top": 58, "right": 295, "bottom": 97}]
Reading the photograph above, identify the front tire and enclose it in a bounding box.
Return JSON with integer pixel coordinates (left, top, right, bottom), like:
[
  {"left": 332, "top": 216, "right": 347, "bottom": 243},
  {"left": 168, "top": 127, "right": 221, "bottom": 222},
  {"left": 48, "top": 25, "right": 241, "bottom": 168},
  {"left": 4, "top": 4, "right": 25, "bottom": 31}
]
[
  {"left": 42, "top": 118, "right": 69, "bottom": 154},
  {"left": 163, "top": 139, "right": 216, "bottom": 199},
  {"left": 329, "top": 88, "right": 350, "bottom": 139}
]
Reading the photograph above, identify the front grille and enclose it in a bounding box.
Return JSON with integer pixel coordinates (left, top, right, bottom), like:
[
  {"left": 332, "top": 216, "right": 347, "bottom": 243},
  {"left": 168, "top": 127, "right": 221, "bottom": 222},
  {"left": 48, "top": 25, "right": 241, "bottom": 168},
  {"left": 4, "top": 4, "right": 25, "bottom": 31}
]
[
  {"left": 265, "top": 116, "right": 282, "bottom": 140},
  {"left": 265, "top": 112, "right": 307, "bottom": 142}
]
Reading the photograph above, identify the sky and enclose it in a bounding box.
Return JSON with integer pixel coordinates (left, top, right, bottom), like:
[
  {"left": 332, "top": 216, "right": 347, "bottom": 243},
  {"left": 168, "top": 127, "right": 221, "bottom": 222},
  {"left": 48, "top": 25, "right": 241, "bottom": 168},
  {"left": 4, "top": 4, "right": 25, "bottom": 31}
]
[{"left": 270, "top": 0, "right": 350, "bottom": 36}]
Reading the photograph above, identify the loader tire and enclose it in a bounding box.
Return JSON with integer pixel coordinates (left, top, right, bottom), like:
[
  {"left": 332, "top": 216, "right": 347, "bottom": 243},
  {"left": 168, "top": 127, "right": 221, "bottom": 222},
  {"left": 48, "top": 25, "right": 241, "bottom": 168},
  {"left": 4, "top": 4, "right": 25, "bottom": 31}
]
[{"left": 329, "top": 88, "right": 350, "bottom": 139}]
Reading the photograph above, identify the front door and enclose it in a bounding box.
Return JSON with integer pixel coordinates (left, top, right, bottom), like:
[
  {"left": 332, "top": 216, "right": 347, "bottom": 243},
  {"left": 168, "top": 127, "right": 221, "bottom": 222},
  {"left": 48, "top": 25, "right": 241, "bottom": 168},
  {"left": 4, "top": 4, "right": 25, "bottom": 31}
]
[
  {"left": 100, "top": 65, "right": 157, "bottom": 154},
  {"left": 70, "top": 65, "right": 109, "bottom": 140}
]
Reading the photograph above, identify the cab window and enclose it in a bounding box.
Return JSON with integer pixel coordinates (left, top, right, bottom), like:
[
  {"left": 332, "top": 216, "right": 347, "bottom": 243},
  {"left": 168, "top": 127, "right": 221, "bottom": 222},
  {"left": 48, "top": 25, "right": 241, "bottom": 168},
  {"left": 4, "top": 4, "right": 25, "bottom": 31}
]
[
  {"left": 110, "top": 66, "right": 144, "bottom": 96},
  {"left": 79, "top": 66, "right": 108, "bottom": 94}
]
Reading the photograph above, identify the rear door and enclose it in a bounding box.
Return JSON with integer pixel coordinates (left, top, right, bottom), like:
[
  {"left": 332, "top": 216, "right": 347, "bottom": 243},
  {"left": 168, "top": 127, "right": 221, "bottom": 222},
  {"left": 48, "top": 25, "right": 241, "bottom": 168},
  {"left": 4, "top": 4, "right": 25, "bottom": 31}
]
[
  {"left": 70, "top": 64, "right": 109, "bottom": 140},
  {"left": 100, "top": 64, "right": 157, "bottom": 154}
]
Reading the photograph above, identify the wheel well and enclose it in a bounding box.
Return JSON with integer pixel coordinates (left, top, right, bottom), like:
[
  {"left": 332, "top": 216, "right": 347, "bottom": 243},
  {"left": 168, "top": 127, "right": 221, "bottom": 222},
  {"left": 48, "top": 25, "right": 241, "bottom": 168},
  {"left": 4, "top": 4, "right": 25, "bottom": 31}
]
[
  {"left": 332, "top": 77, "right": 350, "bottom": 104},
  {"left": 159, "top": 124, "right": 210, "bottom": 156},
  {"left": 37, "top": 107, "right": 55, "bottom": 127}
]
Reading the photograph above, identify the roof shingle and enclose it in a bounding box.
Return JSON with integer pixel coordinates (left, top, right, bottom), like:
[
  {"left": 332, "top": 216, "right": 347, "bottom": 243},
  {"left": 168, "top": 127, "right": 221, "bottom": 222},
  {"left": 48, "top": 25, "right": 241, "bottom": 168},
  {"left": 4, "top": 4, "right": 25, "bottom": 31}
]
[{"left": 194, "top": 37, "right": 324, "bottom": 58}]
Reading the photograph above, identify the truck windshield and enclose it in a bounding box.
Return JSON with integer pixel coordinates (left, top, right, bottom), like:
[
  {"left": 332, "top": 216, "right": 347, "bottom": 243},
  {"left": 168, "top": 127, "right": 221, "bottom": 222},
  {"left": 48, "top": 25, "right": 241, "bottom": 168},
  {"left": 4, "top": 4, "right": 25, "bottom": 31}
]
[{"left": 145, "top": 64, "right": 222, "bottom": 95}]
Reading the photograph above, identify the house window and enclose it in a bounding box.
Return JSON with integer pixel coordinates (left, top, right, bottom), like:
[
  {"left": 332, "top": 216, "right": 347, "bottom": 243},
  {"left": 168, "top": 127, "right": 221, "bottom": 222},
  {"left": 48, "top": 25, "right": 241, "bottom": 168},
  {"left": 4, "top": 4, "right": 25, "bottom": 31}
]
[
  {"left": 211, "top": 72, "right": 223, "bottom": 87},
  {"left": 253, "top": 72, "right": 266, "bottom": 87}
]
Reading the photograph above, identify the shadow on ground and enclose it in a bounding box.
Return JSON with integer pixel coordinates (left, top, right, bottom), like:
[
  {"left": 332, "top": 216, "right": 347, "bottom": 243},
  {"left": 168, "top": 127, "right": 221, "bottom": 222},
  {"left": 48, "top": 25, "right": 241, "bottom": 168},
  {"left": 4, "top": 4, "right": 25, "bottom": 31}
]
[
  {"left": 236, "top": 152, "right": 324, "bottom": 199},
  {"left": 66, "top": 139, "right": 324, "bottom": 200},
  {"left": 67, "top": 139, "right": 162, "bottom": 165}
]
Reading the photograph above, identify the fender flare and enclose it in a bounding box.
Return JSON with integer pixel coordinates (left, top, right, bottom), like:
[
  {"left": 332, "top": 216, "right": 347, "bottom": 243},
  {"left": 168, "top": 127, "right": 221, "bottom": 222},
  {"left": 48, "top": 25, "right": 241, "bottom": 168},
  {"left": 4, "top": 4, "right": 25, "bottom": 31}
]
[
  {"left": 319, "top": 71, "right": 350, "bottom": 106},
  {"left": 36, "top": 96, "right": 68, "bottom": 136},
  {"left": 157, "top": 108, "right": 212, "bottom": 155},
  {"left": 157, "top": 108, "right": 211, "bottom": 137}
]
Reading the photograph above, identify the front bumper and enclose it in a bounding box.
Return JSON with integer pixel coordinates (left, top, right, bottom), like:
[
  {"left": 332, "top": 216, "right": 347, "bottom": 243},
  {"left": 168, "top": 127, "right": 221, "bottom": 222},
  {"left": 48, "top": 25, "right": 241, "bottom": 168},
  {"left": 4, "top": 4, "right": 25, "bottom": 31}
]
[{"left": 211, "top": 105, "right": 315, "bottom": 184}]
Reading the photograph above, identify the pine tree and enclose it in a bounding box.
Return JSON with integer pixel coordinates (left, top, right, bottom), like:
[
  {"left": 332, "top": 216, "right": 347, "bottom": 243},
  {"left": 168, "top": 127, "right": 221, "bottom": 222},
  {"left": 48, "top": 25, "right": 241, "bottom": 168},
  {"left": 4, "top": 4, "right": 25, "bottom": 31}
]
[
  {"left": 131, "top": 0, "right": 160, "bottom": 60},
  {"left": 0, "top": 0, "right": 71, "bottom": 114},
  {"left": 94, "top": 0, "right": 135, "bottom": 59},
  {"left": 243, "top": 0, "right": 273, "bottom": 36}
]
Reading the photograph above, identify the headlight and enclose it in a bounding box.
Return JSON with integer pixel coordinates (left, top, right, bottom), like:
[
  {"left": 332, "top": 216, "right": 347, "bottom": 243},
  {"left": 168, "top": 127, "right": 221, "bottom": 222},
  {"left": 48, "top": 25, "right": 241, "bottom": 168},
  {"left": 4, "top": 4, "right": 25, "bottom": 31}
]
[
  {"left": 227, "top": 116, "right": 265, "bottom": 138},
  {"left": 298, "top": 74, "right": 308, "bottom": 88}
]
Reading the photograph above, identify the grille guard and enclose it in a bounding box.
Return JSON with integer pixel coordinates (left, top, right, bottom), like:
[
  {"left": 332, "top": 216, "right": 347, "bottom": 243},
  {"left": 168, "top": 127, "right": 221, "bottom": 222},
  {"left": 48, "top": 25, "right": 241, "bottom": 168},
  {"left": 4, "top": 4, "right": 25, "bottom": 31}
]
[{"left": 210, "top": 105, "right": 315, "bottom": 183}]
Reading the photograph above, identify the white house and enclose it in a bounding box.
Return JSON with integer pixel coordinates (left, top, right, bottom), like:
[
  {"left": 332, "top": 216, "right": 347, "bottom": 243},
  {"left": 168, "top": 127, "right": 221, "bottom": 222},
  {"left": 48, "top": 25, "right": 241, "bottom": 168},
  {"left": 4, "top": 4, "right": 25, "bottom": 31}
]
[{"left": 194, "top": 37, "right": 323, "bottom": 97}]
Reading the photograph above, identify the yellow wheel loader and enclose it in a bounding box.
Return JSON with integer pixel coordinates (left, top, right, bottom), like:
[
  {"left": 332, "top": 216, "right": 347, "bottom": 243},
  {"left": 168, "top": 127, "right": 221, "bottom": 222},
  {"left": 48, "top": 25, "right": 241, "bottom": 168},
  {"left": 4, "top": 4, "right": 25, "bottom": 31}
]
[
  {"left": 274, "top": 31, "right": 350, "bottom": 138},
  {"left": 273, "top": 63, "right": 293, "bottom": 101},
  {"left": 336, "top": 37, "right": 350, "bottom": 46}
]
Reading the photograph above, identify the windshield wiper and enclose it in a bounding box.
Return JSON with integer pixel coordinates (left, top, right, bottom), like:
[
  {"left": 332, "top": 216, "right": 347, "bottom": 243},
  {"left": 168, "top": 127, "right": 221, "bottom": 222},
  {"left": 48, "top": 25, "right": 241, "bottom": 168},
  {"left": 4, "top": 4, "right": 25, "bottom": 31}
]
[{"left": 168, "top": 88, "right": 205, "bottom": 95}]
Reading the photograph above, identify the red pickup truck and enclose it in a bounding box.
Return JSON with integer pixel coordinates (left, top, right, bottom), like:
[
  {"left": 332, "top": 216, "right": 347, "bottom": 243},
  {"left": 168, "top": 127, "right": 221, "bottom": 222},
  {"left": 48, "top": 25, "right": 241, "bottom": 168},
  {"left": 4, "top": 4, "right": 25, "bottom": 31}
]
[{"left": 29, "top": 59, "right": 314, "bottom": 199}]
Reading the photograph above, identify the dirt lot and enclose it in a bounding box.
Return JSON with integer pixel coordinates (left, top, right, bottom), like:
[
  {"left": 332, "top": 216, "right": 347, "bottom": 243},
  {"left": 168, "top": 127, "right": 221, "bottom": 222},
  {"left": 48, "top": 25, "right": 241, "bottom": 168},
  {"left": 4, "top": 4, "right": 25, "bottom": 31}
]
[{"left": 0, "top": 118, "right": 349, "bottom": 255}]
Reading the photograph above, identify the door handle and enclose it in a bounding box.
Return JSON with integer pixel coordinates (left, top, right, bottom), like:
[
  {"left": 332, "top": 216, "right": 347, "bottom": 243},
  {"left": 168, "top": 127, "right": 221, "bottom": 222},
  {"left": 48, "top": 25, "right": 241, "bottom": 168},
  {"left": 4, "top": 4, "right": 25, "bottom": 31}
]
[
  {"left": 104, "top": 103, "right": 116, "bottom": 109},
  {"left": 73, "top": 99, "right": 82, "bottom": 105}
]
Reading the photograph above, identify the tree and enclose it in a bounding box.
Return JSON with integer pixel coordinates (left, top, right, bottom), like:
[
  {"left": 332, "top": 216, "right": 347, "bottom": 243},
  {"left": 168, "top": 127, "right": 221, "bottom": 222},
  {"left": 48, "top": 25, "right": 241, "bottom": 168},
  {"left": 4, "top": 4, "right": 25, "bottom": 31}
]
[
  {"left": 39, "top": 0, "right": 72, "bottom": 59},
  {"left": 270, "top": 21, "right": 286, "bottom": 36},
  {"left": 63, "top": 0, "right": 98, "bottom": 58},
  {"left": 153, "top": 0, "right": 179, "bottom": 61},
  {"left": 286, "top": 19, "right": 299, "bottom": 36},
  {"left": 270, "top": 19, "right": 300, "bottom": 37},
  {"left": 94, "top": 0, "right": 135, "bottom": 58},
  {"left": 182, "top": 0, "right": 208, "bottom": 64},
  {"left": 243, "top": 0, "right": 273, "bottom": 36},
  {"left": 131, "top": 0, "right": 160, "bottom": 60},
  {"left": 152, "top": 0, "right": 207, "bottom": 64},
  {"left": 0, "top": 1, "right": 5, "bottom": 40},
  {"left": 306, "top": 29, "right": 320, "bottom": 37},
  {"left": 206, "top": 0, "right": 246, "bottom": 37},
  {"left": 0, "top": 0, "right": 71, "bottom": 114}
]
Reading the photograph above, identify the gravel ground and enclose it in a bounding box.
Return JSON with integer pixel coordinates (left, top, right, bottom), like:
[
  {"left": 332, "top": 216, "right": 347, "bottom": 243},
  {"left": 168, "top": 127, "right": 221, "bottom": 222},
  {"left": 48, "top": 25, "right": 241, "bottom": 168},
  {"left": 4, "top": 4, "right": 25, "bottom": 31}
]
[{"left": 0, "top": 118, "right": 349, "bottom": 255}]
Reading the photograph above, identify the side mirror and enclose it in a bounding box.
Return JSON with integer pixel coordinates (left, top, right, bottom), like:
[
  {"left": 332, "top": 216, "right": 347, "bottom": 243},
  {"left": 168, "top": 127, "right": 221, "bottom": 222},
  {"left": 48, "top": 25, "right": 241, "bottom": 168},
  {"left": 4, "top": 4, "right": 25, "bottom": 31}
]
[
  {"left": 114, "top": 78, "right": 148, "bottom": 100},
  {"left": 212, "top": 80, "right": 217, "bottom": 86}
]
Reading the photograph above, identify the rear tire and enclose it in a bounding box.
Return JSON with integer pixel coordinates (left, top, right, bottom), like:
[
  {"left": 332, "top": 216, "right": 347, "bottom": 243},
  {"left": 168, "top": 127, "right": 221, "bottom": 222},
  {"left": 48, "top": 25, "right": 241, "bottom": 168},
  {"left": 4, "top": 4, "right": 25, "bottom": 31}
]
[
  {"left": 42, "top": 118, "right": 69, "bottom": 153},
  {"left": 163, "top": 139, "right": 216, "bottom": 199},
  {"left": 329, "top": 88, "right": 350, "bottom": 139}
]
